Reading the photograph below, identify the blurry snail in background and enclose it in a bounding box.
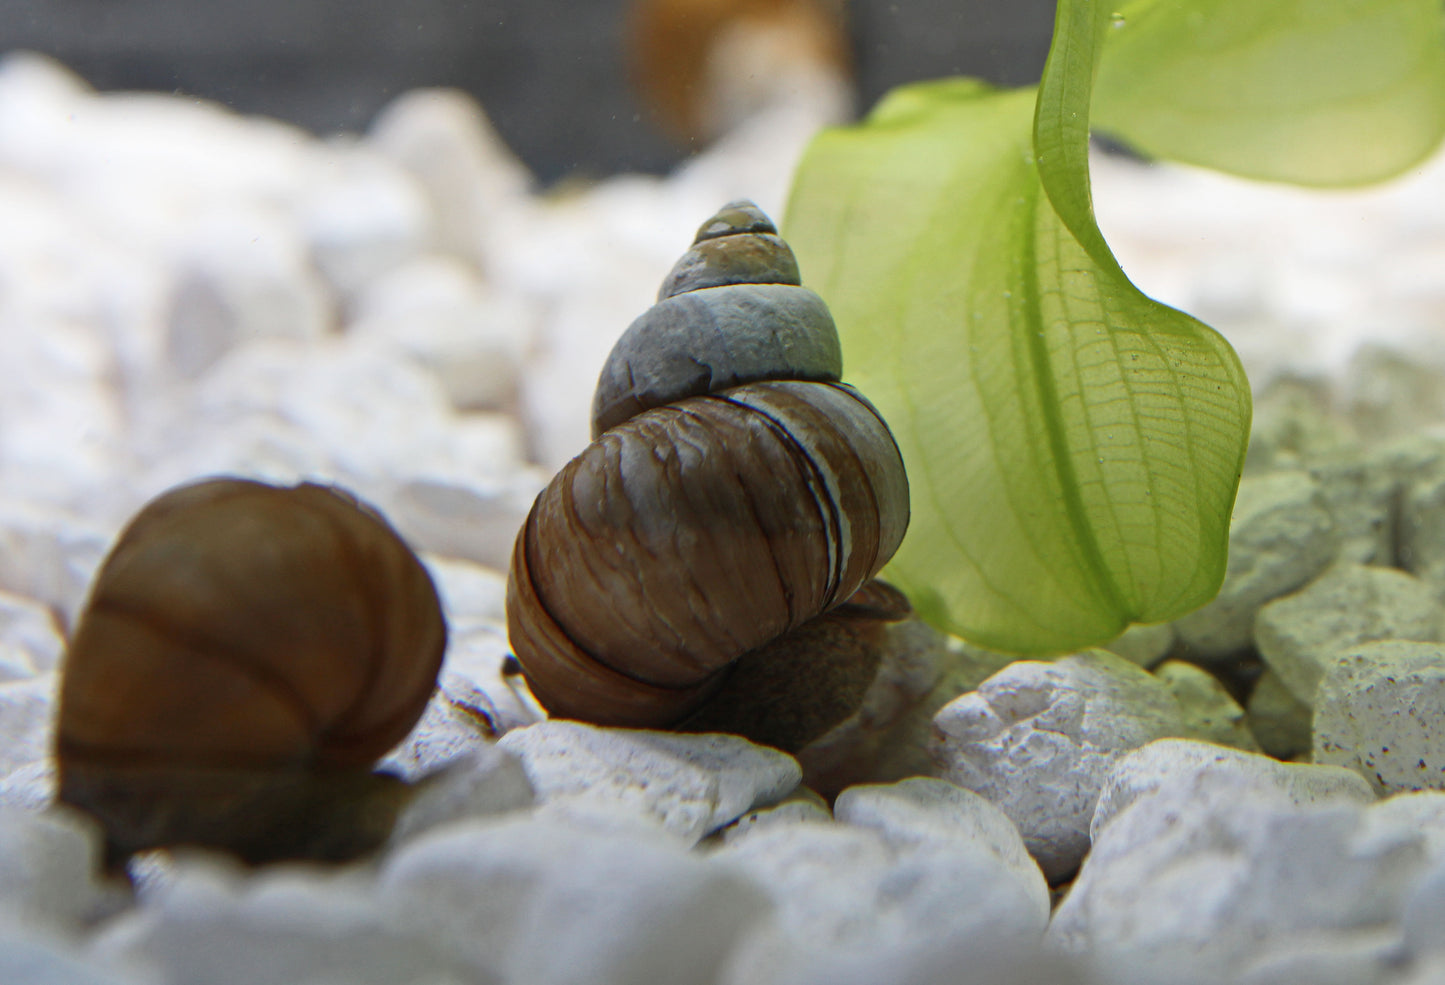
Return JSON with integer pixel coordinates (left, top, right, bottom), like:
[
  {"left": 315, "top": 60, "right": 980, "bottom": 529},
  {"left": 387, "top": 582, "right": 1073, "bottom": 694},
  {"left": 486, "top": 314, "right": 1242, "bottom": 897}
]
[
  {"left": 628, "top": 0, "right": 853, "bottom": 145},
  {"left": 506, "top": 200, "right": 912, "bottom": 753},
  {"left": 55, "top": 478, "right": 446, "bottom": 865}
]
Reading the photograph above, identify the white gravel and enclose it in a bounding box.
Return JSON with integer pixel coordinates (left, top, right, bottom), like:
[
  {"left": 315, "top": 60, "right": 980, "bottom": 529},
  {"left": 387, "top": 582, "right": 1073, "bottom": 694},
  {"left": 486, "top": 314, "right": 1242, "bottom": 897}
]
[{"left": 3, "top": 42, "right": 1445, "bottom": 985}]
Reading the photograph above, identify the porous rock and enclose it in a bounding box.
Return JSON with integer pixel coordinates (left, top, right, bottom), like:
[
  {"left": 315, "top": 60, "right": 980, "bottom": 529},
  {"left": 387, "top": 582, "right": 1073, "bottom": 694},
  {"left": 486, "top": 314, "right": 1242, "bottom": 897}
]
[
  {"left": 496, "top": 720, "right": 801, "bottom": 845},
  {"left": 379, "top": 813, "right": 766, "bottom": 985},
  {"left": 1307, "top": 454, "right": 1398, "bottom": 565},
  {"left": 930, "top": 650, "right": 1183, "bottom": 881},
  {"left": 1153, "top": 660, "right": 1260, "bottom": 752},
  {"left": 1255, "top": 562, "right": 1442, "bottom": 705},
  {"left": 1314, "top": 640, "right": 1445, "bottom": 795},
  {"left": 1053, "top": 749, "right": 1416, "bottom": 985},
  {"left": 1246, "top": 668, "right": 1315, "bottom": 760},
  {"left": 1174, "top": 471, "right": 1338, "bottom": 660}
]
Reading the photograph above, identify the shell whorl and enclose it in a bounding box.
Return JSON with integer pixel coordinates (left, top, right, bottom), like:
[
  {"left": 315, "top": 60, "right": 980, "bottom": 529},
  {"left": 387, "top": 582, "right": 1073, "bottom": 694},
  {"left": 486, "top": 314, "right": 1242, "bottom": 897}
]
[
  {"left": 508, "top": 200, "right": 909, "bottom": 737},
  {"left": 591, "top": 200, "right": 842, "bottom": 438}
]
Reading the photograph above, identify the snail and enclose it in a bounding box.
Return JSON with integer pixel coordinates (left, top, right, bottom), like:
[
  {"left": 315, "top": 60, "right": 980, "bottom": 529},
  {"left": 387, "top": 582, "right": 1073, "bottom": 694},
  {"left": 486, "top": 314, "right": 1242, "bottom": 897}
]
[
  {"left": 506, "top": 200, "right": 911, "bottom": 752},
  {"left": 55, "top": 478, "right": 446, "bottom": 865}
]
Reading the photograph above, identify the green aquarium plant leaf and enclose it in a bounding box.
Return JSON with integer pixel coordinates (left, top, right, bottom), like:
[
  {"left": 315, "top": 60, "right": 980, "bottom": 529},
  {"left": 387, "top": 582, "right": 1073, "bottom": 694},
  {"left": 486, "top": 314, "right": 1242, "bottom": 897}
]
[
  {"left": 1092, "top": 0, "right": 1445, "bottom": 186},
  {"left": 787, "top": 77, "right": 1249, "bottom": 654}
]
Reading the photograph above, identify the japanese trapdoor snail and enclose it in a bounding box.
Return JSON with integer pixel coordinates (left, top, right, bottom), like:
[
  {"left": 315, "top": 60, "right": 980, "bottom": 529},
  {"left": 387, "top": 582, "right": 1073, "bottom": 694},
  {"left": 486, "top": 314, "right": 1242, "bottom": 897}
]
[
  {"left": 56, "top": 478, "right": 446, "bottom": 865},
  {"left": 506, "top": 199, "right": 913, "bottom": 752},
  {"left": 53, "top": 200, "right": 910, "bottom": 866}
]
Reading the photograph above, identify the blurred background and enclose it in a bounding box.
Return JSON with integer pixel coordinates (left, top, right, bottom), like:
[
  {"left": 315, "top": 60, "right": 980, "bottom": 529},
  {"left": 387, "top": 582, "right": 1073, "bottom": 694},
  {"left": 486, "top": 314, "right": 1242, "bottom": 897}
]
[{"left": 0, "top": 0, "right": 1058, "bottom": 183}]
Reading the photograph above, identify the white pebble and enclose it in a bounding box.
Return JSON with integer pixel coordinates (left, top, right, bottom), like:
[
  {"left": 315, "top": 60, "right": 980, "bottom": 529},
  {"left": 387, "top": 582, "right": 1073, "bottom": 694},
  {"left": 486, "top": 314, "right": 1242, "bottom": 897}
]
[
  {"left": 0, "top": 674, "right": 57, "bottom": 783},
  {"left": 497, "top": 720, "right": 801, "bottom": 845},
  {"left": 1314, "top": 640, "right": 1445, "bottom": 794},
  {"left": 387, "top": 744, "right": 534, "bottom": 844},
  {"left": 0, "top": 806, "right": 123, "bottom": 933},
  {"left": 1247, "top": 668, "right": 1314, "bottom": 760},
  {"left": 931, "top": 650, "right": 1183, "bottom": 880}
]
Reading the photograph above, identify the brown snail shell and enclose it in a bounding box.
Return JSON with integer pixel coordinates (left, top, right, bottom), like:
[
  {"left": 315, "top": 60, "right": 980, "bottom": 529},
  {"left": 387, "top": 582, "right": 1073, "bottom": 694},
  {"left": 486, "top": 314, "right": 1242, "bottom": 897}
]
[
  {"left": 506, "top": 201, "right": 910, "bottom": 751},
  {"left": 55, "top": 478, "right": 446, "bottom": 864}
]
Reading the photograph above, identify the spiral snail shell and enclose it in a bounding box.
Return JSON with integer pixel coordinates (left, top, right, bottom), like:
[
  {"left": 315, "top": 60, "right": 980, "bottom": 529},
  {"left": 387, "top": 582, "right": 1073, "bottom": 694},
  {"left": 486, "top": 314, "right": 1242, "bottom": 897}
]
[
  {"left": 506, "top": 201, "right": 910, "bottom": 751},
  {"left": 55, "top": 478, "right": 446, "bottom": 863}
]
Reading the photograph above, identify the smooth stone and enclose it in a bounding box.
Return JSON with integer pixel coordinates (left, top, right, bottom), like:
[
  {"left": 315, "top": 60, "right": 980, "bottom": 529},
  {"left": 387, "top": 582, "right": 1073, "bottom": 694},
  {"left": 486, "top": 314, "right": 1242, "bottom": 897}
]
[
  {"left": 1314, "top": 640, "right": 1445, "bottom": 795},
  {"left": 1154, "top": 660, "right": 1261, "bottom": 752},
  {"left": 833, "top": 777, "right": 1048, "bottom": 912},
  {"left": 1103, "top": 622, "right": 1177, "bottom": 669},
  {"left": 95, "top": 855, "right": 466, "bottom": 985},
  {"left": 1247, "top": 669, "right": 1315, "bottom": 760},
  {"left": 0, "top": 806, "right": 125, "bottom": 932},
  {"left": 1243, "top": 376, "right": 1359, "bottom": 476},
  {"left": 387, "top": 745, "right": 535, "bottom": 845},
  {"left": 1255, "top": 563, "right": 1442, "bottom": 705},
  {"left": 496, "top": 721, "right": 801, "bottom": 845},
  {"left": 717, "top": 789, "right": 832, "bottom": 845},
  {"left": 1052, "top": 782, "right": 1420, "bottom": 984},
  {"left": 715, "top": 817, "right": 1049, "bottom": 985},
  {"left": 1091, "top": 739, "right": 1375, "bottom": 839},
  {"left": 931, "top": 650, "right": 1183, "bottom": 881},
  {"left": 379, "top": 813, "right": 765, "bottom": 985},
  {"left": 1174, "top": 471, "right": 1338, "bottom": 660}
]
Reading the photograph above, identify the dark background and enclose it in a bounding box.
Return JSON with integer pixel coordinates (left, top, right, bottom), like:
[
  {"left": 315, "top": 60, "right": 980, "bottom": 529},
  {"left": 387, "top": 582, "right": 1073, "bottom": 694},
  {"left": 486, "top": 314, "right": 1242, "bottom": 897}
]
[{"left": 0, "top": 0, "right": 1057, "bottom": 184}]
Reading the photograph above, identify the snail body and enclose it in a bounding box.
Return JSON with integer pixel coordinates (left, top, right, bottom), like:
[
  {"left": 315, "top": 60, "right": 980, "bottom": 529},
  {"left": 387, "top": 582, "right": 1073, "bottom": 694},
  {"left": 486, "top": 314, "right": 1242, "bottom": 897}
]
[
  {"left": 56, "top": 478, "right": 446, "bottom": 863},
  {"left": 507, "top": 201, "right": 910, "bottom": 749}
]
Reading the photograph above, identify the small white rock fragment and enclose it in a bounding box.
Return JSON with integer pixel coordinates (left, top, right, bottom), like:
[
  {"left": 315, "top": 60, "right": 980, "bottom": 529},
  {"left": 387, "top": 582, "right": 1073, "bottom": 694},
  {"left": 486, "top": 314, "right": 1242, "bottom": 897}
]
[
  {"left": 1314, "top": 640, "right": 1445, "bottom": 795},
  {"left": 1174, "top": 471, "right": 1338, "bottom": 660},
  {"left": 1153, "top": 660, "right": 1261, "bottom": 752},
  {"left": 1307, "top": 454, "right": 1398, "bottom": 565},
  {"left": 0, "top": 923, "right": 146, "bottom": 985},
  {"left": 1247, "top": 668, "right": 1315, "bottom": 760},
  {"left": 496, "top": 720, "right": 801, "bottom": 845},
  {"left": 1255, "top": 562, "right": 1442, "bottom": 705},
  {"left": 931, "top": 650, "right": 1184, "bottom": 880},
  {"left": 0, "top": 590, "right": 64, "bottom": 676}
]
